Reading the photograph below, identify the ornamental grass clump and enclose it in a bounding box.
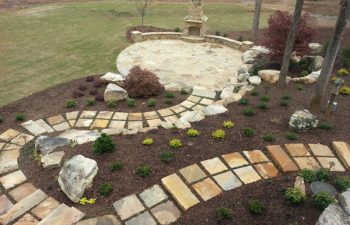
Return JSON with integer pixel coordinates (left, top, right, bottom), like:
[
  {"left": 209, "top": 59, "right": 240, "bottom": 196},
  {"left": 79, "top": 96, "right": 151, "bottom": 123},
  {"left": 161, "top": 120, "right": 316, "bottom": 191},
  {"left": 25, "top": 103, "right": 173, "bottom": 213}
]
[
  {"left": 187, "top": 128, "right": 200, "bottom": 137},
  {"left": 136, "top": 164, "right": 152, "bottom": 177},
  {"left": 212, "top": 129, "right": 225, "bottom": 140},
  {"left": 248, "top": 200, "right": 265, "bottom": 215},
  {"left": 286, "top": 132, "right": 299, "bottom": 140},
  {"left": 169, "top": 139, "right": 182, "bottom": 148},
  {"left": 111, "top": 162, "right": 123, "bottom": 172},
  {"left": 160, "top": 151, "right": 174, "bottom": 163},
  {"left": 215, "top": 207, "right": 233, "bottom": 221},
  {"left": 65, "top": 99, "right": 76, "bottom": 108},
  {"left": 93, "top": 134, "right": 115, "bottom": 155},
  {"left": 223, "top": 121, "right": 235, "bottom": 128},
  {"left": 243, "top": 128, "right": 255, "bottom": 137},
  {"left": 262, "top": 133, "right": 275, "bottom": 142},
  {"left": 243, "top": 107, "right": 256, "bottom": 116},
  {"left": 148, "top": 98, "right": 156, "bottom": 107},
  {"left": 99, "top": 183, "right": 113, "bottom": 196},
  {"left": 143, "top": 138, "right": 154, "bottom": 145}
]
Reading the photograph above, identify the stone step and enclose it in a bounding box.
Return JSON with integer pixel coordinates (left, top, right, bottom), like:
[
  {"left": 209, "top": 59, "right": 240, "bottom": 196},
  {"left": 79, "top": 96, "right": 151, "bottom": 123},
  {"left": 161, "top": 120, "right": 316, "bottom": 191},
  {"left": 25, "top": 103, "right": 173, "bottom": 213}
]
[
  {"left": 266, "top": 145, "right": 299, "bottom": 172},
  {"left": 0, "top": 189, "right": 48, "bottom": 225},
  {"left": 21, "top": 120, "right": 47, "bottom": 136},
  {"left": 332, "top": 142, "right": 350, "bottom": 169},
  {"left": 37, "top": 203, "right": 85, "bottom": 225}
]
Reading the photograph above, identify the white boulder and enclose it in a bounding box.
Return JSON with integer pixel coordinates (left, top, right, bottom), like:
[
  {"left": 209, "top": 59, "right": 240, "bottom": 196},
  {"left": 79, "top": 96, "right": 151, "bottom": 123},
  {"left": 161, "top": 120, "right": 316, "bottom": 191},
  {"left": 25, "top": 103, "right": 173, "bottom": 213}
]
[
  {"left": 289, "top": 109, "right": 319, "bottom": 130},
  {"left": 203, "top": 105, "right": 228, "bottom": 116},
  {"left": 180, "top": 111, "right": 205, "bottom": 123},
  {"left": 309, "top": 43, "right": 323, "bottom": 54},
  {"left": 249, "top": 76, "right": 261, "bottom": 86},
  {"left": 101, "top": 72, "right": 125, "bottom": 85},
  {"left": 220, "top": 86, "right": 235, "bottom": 99},
  {"left": 223, "top": 93, "right": 242, "bottom": 106},
  {"left": 104, "top": 83, "right": 128, "bottom": 103},
  {"left": 316, "top": 204, "right": 350, "bottom": 225},
  {"left": 339, "top": 191, "right": 350, "bottom": 215},
  {"left": 289, "top": 70, "right": 321, "bottom": 84},
  {"left": 258, "top": 70, "right": 280, "bottom": 84}
]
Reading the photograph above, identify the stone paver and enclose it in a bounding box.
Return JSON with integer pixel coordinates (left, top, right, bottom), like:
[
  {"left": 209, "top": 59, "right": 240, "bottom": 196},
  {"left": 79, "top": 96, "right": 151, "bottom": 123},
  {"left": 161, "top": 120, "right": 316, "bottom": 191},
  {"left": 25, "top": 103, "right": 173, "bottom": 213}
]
[
  {"left": 113, "top": 195, "right": 145, "bottom": 220},
  {"left": 243, "top": 150, "right": 269, "bottom": 163},
  {"left": 164, "top": 115, "right": 179, "bottom": 124},
  {"left": 68, "top": 120, "right": 76, "bottom": 127},
  {"left": 75, "top": 119, "right": 93, "bottom": 128},
  {"left": 80, "top": 111, "right": 97, "bottom": 119},
  {"left": 158, "top": 108, "right": 174, "bottom": 117},
  {"left": 0, "top": 195, "right": 13, "bottom": 215},
  {"left": 31, "top": 197, "right": 60, "bottom": 219},
  {"left": 222, "top": 152, "right": 249, "bottom": 168},
  {"left": 201, "top": 157, "right": 228, "bottom": 175},
  {"left": 37, "top": 204, "right": 84, "bottom": 225},
  {"left": 294, "top": 157, "right": 320, "bottom": 170},
  {"left": 47, "top": 115, "right": 65, "bottom": 126},
  {"left": 143, "top": 111, "right": 159, "bottom": 120},
  {"left": 0, "top": 129, "right": 21, "bottom": 141},
  {"left": 66, "top": 111, "right": 80, "bottom": 120},
  {"left": 200, "top": 98, "right": 214, "bottom": 105},
  {"left": 90, "top": 119, "right": 109, "bottom": 129},
  {"left": 187, "top": 95, "right": 201, "bottom": 103},
  {"left": 151, "top": 201, "right": 181, "bottom": 225},
  {"left": 285, "top": 143, "right": 311, "bottom": 157},
  {"left": 0, "top": 170, "right": 27, "bottom": 189},
  {"left": 128, "top": 121, "right": 143, "bottom": 130},
  {"left": 11, "top": 133, "right": 34, "bottom": 146},
  {"left": 128, "top": 113, "right": 143, "bottom": 121},
  {"left": 22, "top": 120, "right": 47, "bottom": 136},
  {"left": 170, "top": 105, "right": 187, "bottom": 114},
  {"left": 113, "top": 112, "right": 128, "bottom": 120},
  {"left": 109, "top": 120, "right": 126, "bottom": 129},
  {"left": 266, "top": 145, "right": 299, "bottom": 172},
  {"left": 96, "top": 111, "right": 114, "bottom": 120},
  {"left": 2, "top": 143, "right": 21, "bottom": 151},
  {"left": 13, "top": 214, "right": 38, "bottom": 225},
  {"left": 317, "top": 157, "right": 345, "bottom": 172},
  {"left": 213, "top": 171, "right": 242, "bottom": 191},
  {"left": 9, "top": 183, "right": 37, "bottom": 202},
  {"left": 52, "top": 122, "right": 70, "bottom": 132},
  {"left": 0, "top": 142, "right": 4, "bottom": 150},
  {"left": 179, "top": 164, "right": 207, "bottom": 184},
  {"left": 254, "top": 162, "right": 279, "bottom": 179},
  {"left": 0, "top": 189, "right": 47, "bottom": 225},
  {"left": 161, "top": 173, "right": 199, "bottom": 210},
  {"left": 192, "top": 105, "right": 205, "bottom": 111},
  {"left": 0, "top": 149, "right": 20, "bottom": 175},
  {"left": 192, "top": 89, "right": 216, "bottom": 99},
  {"left": 76, "top": 215, "right": 121, "bottom": 225},
  {"left": 332, "top": 142, "right": 350, "bottom": 169},
  {"left": 180, "top": 101, "right": 196, "bottom": 109},
  {"left": 139, "top": 185, "right": 168, "bottom": 208},
  {"left": 233, "top": 166, "right": 261, "bottom": 184},
  {"left": 192, "top": 178, "right": 222, "bottom": 201},
  {"left": 309, "top": 144, "right": 334, "bottom": 157},
  {"left": 41, "top": 151, "right": 65, "bottom": 168},
  {"left": 125, "top": 211, "right": 156, "bottom": 225},
  {"left": 35, "top": 119, "right": 54, "bottom": 133},
  {"left": 147, "top": 119, "right": 162, "bottom": 128}
]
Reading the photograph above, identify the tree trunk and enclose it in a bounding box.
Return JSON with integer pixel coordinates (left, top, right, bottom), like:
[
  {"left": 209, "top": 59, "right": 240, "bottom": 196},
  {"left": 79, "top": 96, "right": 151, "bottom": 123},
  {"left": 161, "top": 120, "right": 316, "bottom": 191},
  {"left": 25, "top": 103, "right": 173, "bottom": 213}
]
[
  {"left": 277, "top": 0, "right": 305, "bottom": 89},
  {"left": 251, "top": 0, "right": 263, "bottom": 42},
  {"left": 310, "top": 0, "right": 350, "bottom": 110}
]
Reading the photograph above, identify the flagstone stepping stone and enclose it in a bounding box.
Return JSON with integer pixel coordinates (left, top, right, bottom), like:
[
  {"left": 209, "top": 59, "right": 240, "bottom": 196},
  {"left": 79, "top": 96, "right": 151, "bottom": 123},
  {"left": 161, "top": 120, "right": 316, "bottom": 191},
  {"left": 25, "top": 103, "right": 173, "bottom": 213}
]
[
  {"left": 47, "top": 115, "right": 65, "bottom": 126},
  {"left": 128, "top": 121, "right": 143, "bottom": 130},
  {"left": 222, "top": 152, "right": 249, "bottom": 168},
  {"left": 128, "top": 113, "right": 142, "bottom": 121},
  {"left": 2, "top": 143, "right": 21, "bottom": 151},
  {"left": 266, "top": 145, "right": 299, "bottom": 172},
  {"left": 90, "top": 119, "right": 109, "bottom": 129},
  {"left": 13, "top": 214, "right": 38, "bottom": 225},
  {"left": 200, "top": 98, "right": 214, "bottom": 105},
  {"left": 11, "top": 133, "right": 34, "bottom": 146},
  {"left": 254, "top": 162, "right": 279, "bottom": 179},
  {"left": 332, "top": 142, "right": 350, "bottom": 169},
  {"left": 150, "top": 201, "right": 181, "bottom": 225},
  {"left": 80, "top": 111, "right": 97, "bottom": 119},
  {"left": 22, "top": 120, "right": 47, "bottom": 136},
  {"left": 233, "top": 166, "right": 261, "bottom": 184},
  {"left": 58, "top": 129, "right": 101, "bottom": 145},
  {"left": 35, "top": 136, "right": 70, "bottom": 156},
  {"left": 0, "top": 189, "right": 47, "bottom": 225},
  {"left": 31, "top": 197, "right": 60, "bottom": 219},
  {"left": 147, "top": 119, "right": 162, "bottom": 128},
  {"left": 187, "top": 95, "right": 201, "bottom": 103},
  {"left": 294, "top": 176, "right": 306, "bottom": 196},
  {"left": 243, "top": 150, "right": 269, "bottom": 163},
  {"left": 179, "top": 111, "right": 205, "bottom": 122},
  {"left": 104, "top": 84, "right": 128, "bottom": 103},
  {"left": 9, "top": 183, "right": 37, "bottom": 202},
  {"left": 139, "top": 185, "right": 168, "bottom": 208},
  {"left": 58, "top": 155, "right": 98, "bottom": 203},
  {"left": 179, "top": 164, "right": 207, "bottom": 184},
  {"left": 170, "top": 105, "right": 187, "bottom": 114},
  {"left": 158, "top": 108, "right": 174, "bottom": 117},
  {"left": 311, "top": 181, "right": 337, "bottom": 197},
  {"left": 201, "top": 157, "right": 228, "bottom": 175},
  {"left": 109, "top": 120, "right": 126, "bottom": 129},
  {"left": 203, "top": 105, "right": 228, "bottom": 116},
  {"left": 213, "top": 171, "right": 242, "bottom": 191},
  {"left": 66, "top": 111, "right": 80, "bottom": 120},
  {"left": 180, "top": 100, "right": 196, "bottom": 109},
  {"left": 76, "top": 119, "right": 94, "bottom": 128},
  {"left": 0, "top": 129, "right": 21, "bottom": 141},
  {"left": 52, "top": 122, "right": 71, "bottom": 131},
  {"left": 174, "top": 120, "right": 191, "bottom": 129},
  {"left": 76, "top": 215, "right": 122, "bottom": 225},
  {"left": 0, "top": 170, "right": 27, "bottom": 189},
  {"left": 192, "top": 178, "right": 222, "bottom": 201},
  {"left": 0, "top": 149, "right": 19, "bottom": 175},
  {"left": 113, "top": 112, "right": 128, "bottom": 120},
  {"left": 101, "top": 128, "right": 124, "bottom": 136},
  {"left": 143, "top": 111, "right": 159, "bottom": 120},
  {"left": 113, "top": 194, "right": 145, "bottom": 220},
  {"left": 294, "top": 157, "right": 320, "bottom": 170},
  {"left": 41, "top": 151, "right": 65, "bottom": 168},
  {"left": 309, "top": 144, "right": 334, "bottom": 157},
  {"left": 317, "top": 157, "right": 345, "bottom": 172},
  {"left": 192, "top": 89, "right": 216, "bottom": 99},
  {"left": 0, "top": 195, "right": 13, "bottom": 215},
  {"left": 35, "top": 119, "right": 54, "bottom": 133},
  {"left": 164, "top": 115, "right": 179, "bottom": 124},
  {"left": 125, "top": 211, "right": 156, "bottom": 225},
  {"left": 285, "top": 143, "right": 311, "bottom": 157},
  {"left": 161, "top": 173, "right": 199, "bottom": 210},
  {"left": 101, "top": 72, "right": 125, "bottom": 85},
  {"left": 160, "top": 121, "right": 174, "bottom": 129},
  {"left": 37, "top": 204, "right": 84, "bottom": 225}
]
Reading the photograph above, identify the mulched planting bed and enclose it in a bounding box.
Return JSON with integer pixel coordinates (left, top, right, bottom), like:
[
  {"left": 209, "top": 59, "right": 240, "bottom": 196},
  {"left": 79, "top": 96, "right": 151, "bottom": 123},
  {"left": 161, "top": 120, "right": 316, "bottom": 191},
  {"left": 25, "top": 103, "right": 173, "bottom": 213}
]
[{"left": 17, "top": 76, "right": 350, "bottom": 223}]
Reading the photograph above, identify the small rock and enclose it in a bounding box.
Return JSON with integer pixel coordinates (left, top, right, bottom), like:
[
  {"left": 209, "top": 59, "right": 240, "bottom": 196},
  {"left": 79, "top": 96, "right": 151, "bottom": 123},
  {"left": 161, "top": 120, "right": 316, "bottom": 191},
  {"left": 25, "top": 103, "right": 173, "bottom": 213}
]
[
  {"left": 238, "top": 73, "right": 250, "bottom": 83},
  {"left": 203, "top": 105, "right": 228, "bottom": 116},
  {"left": 294, "top": 176, "right": 306, "bottom": 196},
  {"left": 35, "top": 136, "right": 70, "bottom": 156},
  {"left": 242, "top": 46, "right": 270, "bottom": 64},
  {"left": 101, "top": 72, "right": 125, "bottom": 85},
  {"left": 289, "top": 109, "right": 319, "bottom": 130},
  {"left": 160, "top": 122, "right": 175, "bottom": 130},
  {"left": 223, "top": 93, "right": 242, "bottom": 106},
  {"left": 339, "top": 191, "right": 350, "bottom": 215},
  {"left": 175, "top": 120, "right": 191, "bottom": 129},
  {"left": 180, "top": 111, "right": 205, "bottom": 123},
  {"left": 122, "top": 129, "right": 139, "bottom": 135},
  {"left": 258, "top": 70, "right": 280, "bottom": 84},
  {"left": 237, "top": 64, "right": 253, "bottom": 75},
  {"left": 309, "top": 43, "right": 323, "bottom": 54},
  {"left": 220, "top": 86, "right": 235, "bottom": 99},
  {"left": 104, "top": 83, "right": 128, "bottom": 103},
  {"left": 41, "top": 151, "right": 65, "bottom": 169},
  {"left": 316, "top": 204, "right": 350, "bottom": 225},
  {"left": 101, "top": 128, "right": 124, "bottom": 136},
  {"left": 248, "top": 76, "right": 261, "bottom": 86},
  {"left": 311, "top": 181, "right": 337, "bottom": 197}
]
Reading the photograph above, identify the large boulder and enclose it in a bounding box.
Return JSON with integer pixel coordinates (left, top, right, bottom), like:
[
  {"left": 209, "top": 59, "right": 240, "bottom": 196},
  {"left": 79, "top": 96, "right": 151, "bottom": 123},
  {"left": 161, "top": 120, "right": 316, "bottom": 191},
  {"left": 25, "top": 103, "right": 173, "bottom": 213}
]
[
  {"left": 58, "top": 155, "right": 98, "bottom": 203},
  {"left": 223, "top": 93, "right": 242, "bottom": 106},
  {"left": 180, "top": 111, "right": 205, "bottom": 123},
  {"left": 258, "top": 70, "right": 280, "bottom": 84},
  {"left": 289, "top": 109, "right": 319, "bottom": 130},
  {"left": 35, "top": 136, "right": 70, "bottom": 156},
  {"left": 309, "top": 43, "right": 323, "bottom": 54},
  {"left": 248, "top": 76, "right": 261, "bottom": 86},
  {"left": 288, "top": 70, "right": 321, "bottom": 84},
  {"left": 316, "top": 204, "right": 350, "bottom": 225},
  {"left": 237, "top": 64, "right": 253, "bottom": 75},
  {"left": 309, "top": 56, "right": 324, "bottom": 71},
  {"left": 242, "top": 46, "right": 270, "bottom": 64},
  {"left": 203, "top": 105, "right": 228, "bottom": 116},
  {"left": 101, "top": 72, "right": 125, "bottom": 85},
  {"left": 104, "top": 83, "right": 127, "bottom": 103},
  {"left": 339, "top": 191, "right": 350, "bottom": 215}
]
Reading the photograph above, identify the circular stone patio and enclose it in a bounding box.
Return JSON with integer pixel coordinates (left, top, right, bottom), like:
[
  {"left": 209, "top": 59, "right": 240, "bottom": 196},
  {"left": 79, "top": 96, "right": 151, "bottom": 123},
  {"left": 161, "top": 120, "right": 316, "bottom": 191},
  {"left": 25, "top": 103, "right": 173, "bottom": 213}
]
[{"left": 116, "top": 40, "right": 243, "bottom": 91}]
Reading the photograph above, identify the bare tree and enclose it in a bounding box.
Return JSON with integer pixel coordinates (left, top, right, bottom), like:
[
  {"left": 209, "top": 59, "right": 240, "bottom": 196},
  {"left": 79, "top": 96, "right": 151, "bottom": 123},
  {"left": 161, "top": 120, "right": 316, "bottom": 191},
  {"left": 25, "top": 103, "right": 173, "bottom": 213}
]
[
  {"left": 133, "top": 0, "right": 154, "bottom": 25},
  {"left": 310, "top": 0, "right": 350, "bottom": 109},
  {"left": 277, "top": 0, "right": 305, "bottom": 88},
  {"left": 251, "top": 0, "right": 263, "bottom": 42}
]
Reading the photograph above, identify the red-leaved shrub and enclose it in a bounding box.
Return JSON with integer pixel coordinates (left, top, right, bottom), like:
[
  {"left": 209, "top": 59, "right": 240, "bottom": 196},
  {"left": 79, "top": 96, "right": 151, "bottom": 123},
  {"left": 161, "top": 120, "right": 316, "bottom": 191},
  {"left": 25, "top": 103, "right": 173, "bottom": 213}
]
[
  {"left": 261, "top": 11, "right": 315, "bottom": 62},
  {"left": 124, "top": 66, "right": 164, "bottom": 97}
]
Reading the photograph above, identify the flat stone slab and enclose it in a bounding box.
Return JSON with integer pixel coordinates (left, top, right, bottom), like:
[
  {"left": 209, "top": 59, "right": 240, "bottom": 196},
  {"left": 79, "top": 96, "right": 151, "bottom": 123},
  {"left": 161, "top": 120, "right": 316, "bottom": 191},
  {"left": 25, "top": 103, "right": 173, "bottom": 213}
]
[
  {"left": 180, "top": 100, "right": 196, "bottom": 109},
  {"left": 161, "top": 173, "right": 199, "bottom": 211},
  {"left": 243, "top": 150, "right": 269, "bottom": 163},
  {"left": 143, "top": 111, "right": 159, "bottom": 120},
  {"left": 127, "top": 121, "right": 143, "bottom": 130},
  {"left": 285, "top": 143, "right": 311, "bottom": 157},
  {"left": 294, "top": 157, "right": 320, "bottom": 170},
  {"left": 332, "top": 142, "right": 350, "bottom": 169},
  {"left": 96, "top": 111, "right": 114, "bottom": 120},
  {"left": 35, "top": 136, "right": 70, "bottom": 156},
  {"left": 139, "top": 185, "right": 168, "bottom": 208},
  {"left": 151, "top": 201, "right": 181, "bottom": 225},
  {"left": 0, "top": 170, "right": 27, "bottom": 189},
  {"left": 317, "top": 157, "right": 345, "bottom": 172},
  {"left": 41, "top": 151, "right": 65, "bottom": 168},
  {"left": 192, "top": 89, "right": 216, "bottom": 99},
  {"left": 0, "top": 129, "right": 21, "bottom": 141},
  {"left": 52, "top": 122, "right": 71, "bottom": 132},
  {"left": 309, "top": 144, "right": 334, "bottom": 157},
  {"left": 9, "top": 183, "right": 37, "bottom": 202},
  {"left": 35, "top": 119, "right": 54, "bottom": 133},
  {"left": 31, "top": 197, "right": 60, "bottom": 219},
  {"left": 147, "top": 119, "right": 162, "bottom": 128},
  {"left": 0, "top": 149, "right": 19, "bottom": 175},
  {"left": 66, "top": 111, "right": 80, "bottom": 120},
  {"left": 266, "top": 145, "right": 299, "bottom": 172},
  {"left": 125, "top": 211, "right": 156, "bottom": 225},
  {"left": 201, "top": 157, "right": 228, "bottom": 175},
  {"left": 58, "top": 129, "right": 101, "bottom": 145},
  {"left": 13, "top": 214, "right": 38, "bottom": 225},
  {"left": 158, "top": 108, "right": 174, "bottom": 117},
  {"left": 113, "top": 112, "right": 128, "bottom": 120},
  {"left": 37, "top": 204, "right": 85, "bottom": 225},
  {"left": 113, "top": 195, "right": 145, "bottom": 220},
  {"left": 254, "top": 162, "right": 279, "bottom": 179},
  {"left": 109, "top": 120, "right": 126, "bottom": 129},
  {"left": 47, "top": 115, "right": 65, "bottom": 126},
  {"left": 11, "top": 133, "right": 34, "bottom": 146},
  {"left": 192, "top": 178, "right": 222, "bottom": 201},
  {"left": 311, "top": 181, "right": 337, "bottom": 197},
  {"left": 187, "top": 95, "right": 201, "bottom": 103},
  {"left": 80, "top": 111, "right": 97, "bottom": 119},
  {"left": 76, "top": 215, "right": 121, "bottom": 225},
  {"left": 222, "top": 152, "right": 249, "bottom": 168},
  {"left": 0, "top": 195, "right": 13, "bottom": 216},
  {"left": 117, "top": 40, "right": 243, "bottom": 91},
  {"left": 233, "top": 166, "right": 261, "bottom": 184},
  {"left": 21, "top": 120, "right": 47, "bottom": 136},
  {"left": 75, "top": 119, "right": 93, "bottom": 128},
  {"left": 90, "top": 119, "right": 109, "bottom": 129},
  {"left": 179, "top": 164, "right": 207, "bottom": 184},
  {"left": 213, "top": 171, "right": 242, "bottom": 191},
  {"left": 128, "top": 113, "right": 143, "bottom": 121},
  {"left": 170, "top": 105, "right": 187, "bottom": 114}
]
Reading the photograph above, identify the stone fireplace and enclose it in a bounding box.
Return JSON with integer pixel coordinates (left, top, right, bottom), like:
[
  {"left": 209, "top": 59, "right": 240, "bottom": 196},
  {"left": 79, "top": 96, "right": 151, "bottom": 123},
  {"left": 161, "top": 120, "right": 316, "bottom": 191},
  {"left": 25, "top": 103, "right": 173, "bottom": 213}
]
[{"left": 183, "top": 0, "right": 207, "bottom": 39}]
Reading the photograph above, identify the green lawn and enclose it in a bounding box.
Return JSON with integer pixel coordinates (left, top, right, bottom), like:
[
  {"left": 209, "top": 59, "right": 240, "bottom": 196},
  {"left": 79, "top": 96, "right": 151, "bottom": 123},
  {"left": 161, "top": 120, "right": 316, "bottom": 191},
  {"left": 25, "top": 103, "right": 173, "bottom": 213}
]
[{"left": 0, "top": 0, "right": 272, "bottom": 107}]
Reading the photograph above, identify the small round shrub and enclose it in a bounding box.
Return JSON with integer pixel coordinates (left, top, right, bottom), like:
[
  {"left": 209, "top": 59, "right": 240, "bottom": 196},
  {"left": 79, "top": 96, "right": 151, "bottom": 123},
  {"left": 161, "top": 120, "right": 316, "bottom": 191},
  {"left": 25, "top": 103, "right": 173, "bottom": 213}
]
[
  {"left": 215, "top": 207, "right": 233, "bottom": 221},
  {"left": 318, "top": 122, "right": 333, "bottom": 130},
  {"left": 170, "top": 139, "right": 182, "bottom": 148},
  {"left": 86, "top": 98, "right": 96, "bottom": 106},
  {"left": 15, "top": 113, "right": 25, "bottom": 122},
  {"left": 243, "top": 107, "right": 256, "bottom": 116},
  {"left": 239, "top": 98, "right": 249, "bottom": 105},
  {"left": 65, "top": 99, "right": 76, "bottom": 108},
  {"left": 111, "top": 162, "right": 123, "bottom": 171},
  {"left": 135, "top": 164, "right": 152, "bottom": 177},
  {"left": 174, "top": 27, "right": 181, "bottom": 32},
  {"left": 85, "top": 76, "right": 94, "bottom": 82},
  {"left": 99, "top": 183, "right": 113, "bottom": 196},
  {"left": 187, "top": 128, "right": 200, "bottom": 137},
  {"left": 262, "top": 133, "right": 275, "bottom": 142},
  {"left": 281, "top": 94, "right": 291, "bottom": 100},
  {"left": 336, "top": 176, "right": 350, "bottom": 192},
  {"left": 279, "top": 99, "right": 289, "bottom": 107},
  {"left": 248, "top": 200, "right": 265, "bottom": 215},
  {"left": 286, "top": 132, "right": 299, "bottom": 140},
  {"left": 223, "top": 121, "right": 235, "bottom": 128},
  {"left": 143, "top": 138, "right": 154, "bottom": 145},
  {"left": 250, "top": 89, "right": 259, "bottom": 96},
  {"left": 160, "top": 151, "right": 174, "bottom": 163},
  {"left": 284, "top": 187, "right": 306, "bottom": 205},
  {"left": 127, "top": 98, "right": 136, "bottom": 107},
  {"left": 260, "top": 95, "right": 270, "bottom": 102},
  {"left": 313, "top": 192, "right": 336, "bottom": 210},
  {"left": 148, "top": 98, "right": 156, "bottom": 107},
  {"left": 164, "top": 98, "right": 173, "bottom": 105},
  {"left": 258, "top": 102, "right": 269, "bottom": 110},
  {"left": 243, "top": 128, "right": 255, "bottom": 137},
  {"left": 299, "top": 169, "right": 317, "bottom": 183},
  {"left": 316, "top": 168, "right": 330, "bottom": 182},
  {"left": 125, "top": 66, "right": 164, "bottom": 97},
  {"left": 107, "top": 101, "right": 117, "bottom": 108},
  {"left": 212, "top": 129, "right": 225, "bottom": 140},
  {"left": 300, "top": 70, "right": 310, "bottom": 77},
  {"left": 165, "top": 91, "right": 175, "bottom": 98},
  {"left": 93, "top": 134, "right": 115, "bottom": 155}
]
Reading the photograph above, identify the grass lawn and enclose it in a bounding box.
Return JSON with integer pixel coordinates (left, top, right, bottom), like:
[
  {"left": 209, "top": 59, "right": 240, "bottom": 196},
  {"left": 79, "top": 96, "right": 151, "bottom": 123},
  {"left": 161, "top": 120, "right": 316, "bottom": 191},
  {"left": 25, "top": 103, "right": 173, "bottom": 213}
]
[{"left": 0, "top": 0, "right": 272, "bottom": 107}]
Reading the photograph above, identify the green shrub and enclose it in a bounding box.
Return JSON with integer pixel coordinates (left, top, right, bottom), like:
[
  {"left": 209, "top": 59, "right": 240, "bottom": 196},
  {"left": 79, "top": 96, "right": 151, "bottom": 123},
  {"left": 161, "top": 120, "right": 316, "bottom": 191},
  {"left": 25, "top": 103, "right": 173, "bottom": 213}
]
[
  {"left": 136, "top": 164, "right": 152, "bottom": 177},
  {"left": 300, "top": 70, "right": 310, "bottom": 77},
  {"left": 215, "top": 207, "right": 233, "bottom": 221},
  {"left": 223, "top": 120, "right": 235, "bottom": 128},
  {"left": 297, "top": 84, "right": 305, "bottom": 91},
  {"left": 243, "top": 128, "right": 255, "bottom": 137},
  {"left": 93, "top": 134, "right": 115, "bottom": 155},
  {"left": 260, "top": 95, "right": 270, "bottom": 102},
  {"left": 65, "top": 99, "right": 76, "bottom": 108},
  {"left": 164, "top": 98, "right": 173, "bottom": 105},
  {"left": 107, "top": 101, "right": 117, "bottom": 108},
  {"left": 341, "top": 47, "right": 350, "bottom": 68},
  {"left": 111, "top": 162, "right": 123, "bottom": 171},
  {"left": 243, "top": 107, "right": 256, "bottom": 116},
  {"left": 15, "top": 113, "right": 25, "bottom": 122},
  {"left": 174, "top": 27, "right": 181, "bottom": 32},
  {"left": 279, "top": 99, "right": 289, "bottom": 107},
  {"left": 99, "top": 183, "right": 113, "bottom": 196},
  {"left": 286, "top": 132, "right": 299, "bottom": 140},
  {"left": 169, "top": 139, "right": 182, "bottom": 148},
  {"left": 148, "top": 98, "right": 156, "bottom": 107},
  {"left": 215, "top": 31, "right": 221, "bottom": 36},
  {"left": 340, "top": 86, "right": 350, "bottom": 95},
  {"left": 258, "top": 102, "right": 269, "bottom": 110},
  {"left": 143, "top": 138, "right": 154, "bottom": 145},
  {"left": 313, "top": 192, "right": 336, "bottom": 210},
  {"left": 250, "top": 89, "right": 259, "bottom": 96},
  {"left": 319, "top": 122, "right": 333, "bottom": 130},
  {"left": 86, "top": 98, "right": 96, "bottom": 106},
  {"left": 165, "top": 91, "right": 175, "bottom": 98},
  {"left": 316, "top": 168, "right": 331, "bottom": 182},
  {"left": 336, "top": 176, "right": 350, "bottom": 192},
  {"left": 248, "top": 200, "right": 265, "bottom": 215},
  {"left": 299, "top": 169, "right": 317, "bottom": 183},
  {"left": 284, "top": 187, "right": 306, "bottom": 205},
  {"left": 282, "top": 94, "right": 291, "bottom": 100},
  {"left": 338, "top": 68, "right": 349, "bottom": 76},
  {"left": 212, "top": 129, "right": 225, "bottom": 140},
  {"left": 262, "top": 133, "right": 275, "bottom": 142},
  {"left": 187, "top": 128, "right": 200, "bottom": 137},
  {"left": 127, "top": 98, "right": 136, "bottom": 107},
  {"left": 160, "top": 151, "right": 174, "bottom": 163},
  {"left": 239, "top": 98, "right": 249, "bottom": 105}
]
